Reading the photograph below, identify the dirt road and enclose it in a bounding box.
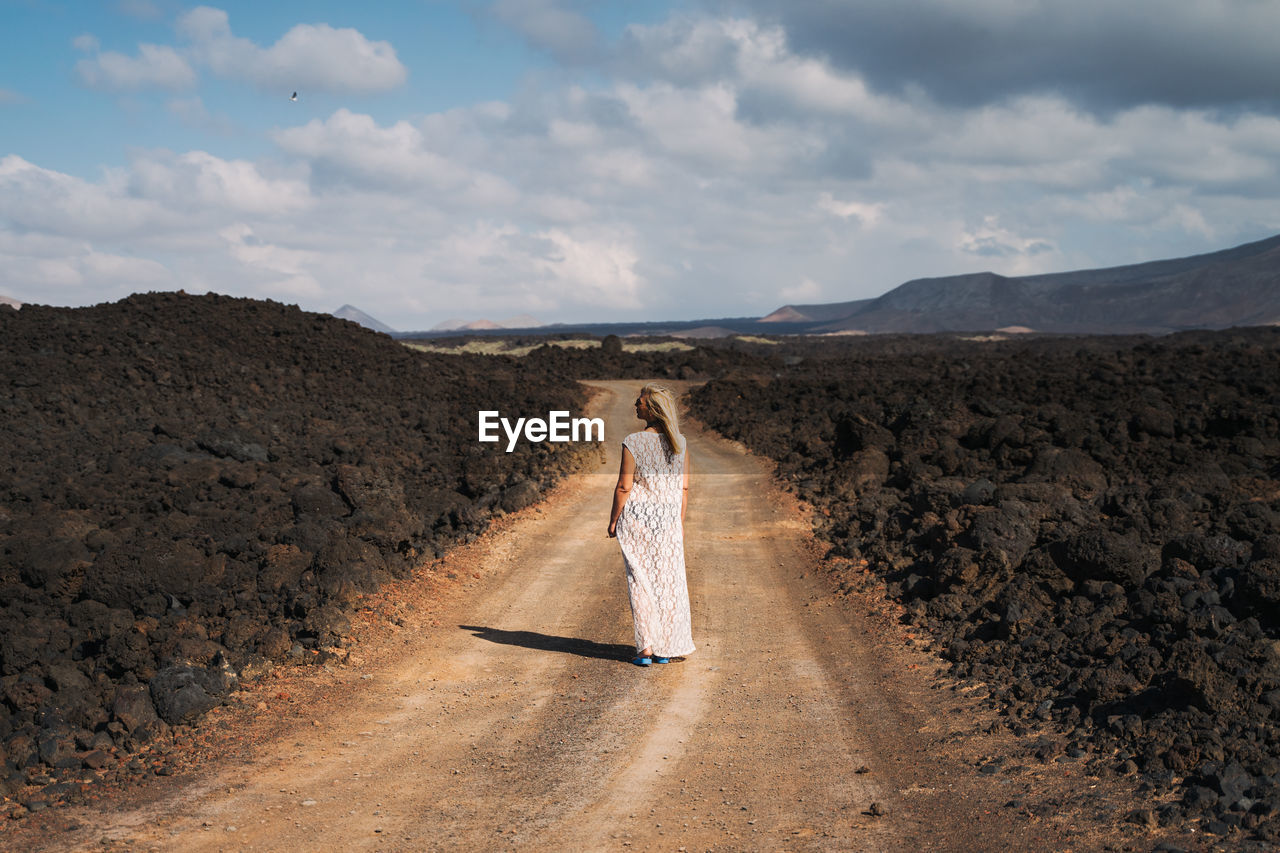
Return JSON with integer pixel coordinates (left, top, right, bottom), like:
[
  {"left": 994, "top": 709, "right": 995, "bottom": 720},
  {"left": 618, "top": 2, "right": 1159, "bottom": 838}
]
[{"left": 20, "top": 381, "right": 1148, "bottom": 852}]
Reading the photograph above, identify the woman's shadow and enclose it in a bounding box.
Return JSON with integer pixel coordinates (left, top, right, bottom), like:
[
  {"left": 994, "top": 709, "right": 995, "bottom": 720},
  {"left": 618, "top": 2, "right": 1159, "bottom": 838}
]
[{"left": 460, "top": 625, "right": 633, "bottom": 661}]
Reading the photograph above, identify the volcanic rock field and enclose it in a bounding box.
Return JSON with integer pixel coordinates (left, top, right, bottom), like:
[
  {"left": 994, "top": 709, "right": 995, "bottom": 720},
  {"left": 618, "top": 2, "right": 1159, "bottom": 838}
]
[
  {"left": 3, "top": 292, "right": 1280, "bottom": 845},
  {"left": 0, "top": 293, "right": 597, "bottom": 803},
  {"left": 688, "top": 327, "right": 1280, "bottom": 842}
]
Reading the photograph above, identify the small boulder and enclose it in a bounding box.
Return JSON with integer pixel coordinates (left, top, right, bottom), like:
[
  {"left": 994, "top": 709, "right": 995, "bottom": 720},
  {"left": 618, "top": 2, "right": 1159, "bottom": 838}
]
[
  {"left": 149, "top": 664, "right": 232, "bottom": 726},
  {"left": 499, "top": 481, "right": 539, "bottom": 513},
  {"left": 111, "top": 684, "right": 160, "bottom": 732}
]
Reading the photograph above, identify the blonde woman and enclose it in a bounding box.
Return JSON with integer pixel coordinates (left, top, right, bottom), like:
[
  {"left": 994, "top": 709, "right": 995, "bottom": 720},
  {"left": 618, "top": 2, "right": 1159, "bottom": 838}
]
[{"left": 607, "top": 384, "right": 695, "bottom": 666}]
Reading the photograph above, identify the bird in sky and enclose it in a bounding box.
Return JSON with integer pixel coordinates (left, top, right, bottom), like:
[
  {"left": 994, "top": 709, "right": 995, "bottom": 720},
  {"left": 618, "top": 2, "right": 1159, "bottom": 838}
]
[{"left": 290, "top": 92, "right": 297, "bottom": 101}]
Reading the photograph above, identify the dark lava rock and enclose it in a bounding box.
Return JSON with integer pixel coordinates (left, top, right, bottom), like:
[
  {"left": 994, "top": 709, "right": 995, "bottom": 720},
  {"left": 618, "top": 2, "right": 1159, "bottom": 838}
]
[
  {"left": 1236, "top": 559, "right": 1280, "bottom": 625},
  {"left": 688, "top": 326, "right": 1280, "bottom": 839},
  {"left": 111, "top": 684, "right": 161, "bottom": 733},
  {"left": 1054, "top": 529, "right": 1158, "bottom": 589},
  {"left": 499, "top": 480, "right": 540, "bottom": 513},
  {"left": 149, "top": 665, "right": 232, "bottom": 726},
  {"left": 37, "top": 731, "right": 78, "bottom": 769},
  {"left": 291, "top": 484, "right": 349, "bottom": 519},
  {"left": 0, "top": 292, "right": 603, "bottom": 777},
  {"left": 81, "top": 749, "right": 110, "bottom": 770}
]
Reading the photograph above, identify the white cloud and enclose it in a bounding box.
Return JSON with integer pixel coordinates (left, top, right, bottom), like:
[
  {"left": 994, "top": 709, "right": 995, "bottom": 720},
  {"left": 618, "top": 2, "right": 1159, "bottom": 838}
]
[
  {"left": 0, "top": 151, "right": 311, "bottom": 308},
  {"left": 616, "top": 82, "right": 817, "bottom": 170},
  {"left": 818, "top": 193, "right": 883, "bottom": 225},
  {"left": 81, "top": 250, "right": 173, "bottom": 286},
  {"left": 167, "top": 96, "right": 236, "bottom": 134},
  {"left": 1112, "top": 107, "right": 1280, "bottom": 189},
  {"left": 958, "top": 216, "right": 1055, "bottom": 262},
  {"left": 219, "top": 223, "right": 323, "bottom": 298},
  {"left": 490, "top": 0, "right": 601, "bottom": 63},
  {"left": 619, "top": 15, "right": 742, "bottom": 85},
  {"left": 272, "top": 110, "right": 459, "bottom": 189},
  {"left": 929, "top": 97, "right": 1103, "bottom": 168},
  {"left": 624, "top": 16, "right": 922, "bottom": 127},
  {"left": 0, "top": 155, "right": 164, "bottom": 239},
  {"left": 177, "top": 6, "right": 406, "bottom": 94},
  {"left": 271, "top": 110, "right": 523, "bottom": 210},
  {"left": 1048, "top": 184, "right": 1218, "bottom": 243},
  {"left": 0, "top": 88, "right": 25, "bottom": 105},
  {"left": 0, "top": 230, "right": 175, "bottom": 303},
  {"left": 127, "top": 150, "right": 311, "bottom": 215},
  {"left": 548, "top": 118, "right": 603, "bottom": 148},
  {"left": 533, "top": 228, "right": 642, "bottom": 307},
  {"left": 780, "top": 277, "right": 821, "bottom": 302},
  {"left": 529, "top": 194, "right": 595, "bottom": 223},
  {"left": 398, "top": 221, "right": 643, "bottom": 312},
  {"left": 578, "top": 148, "right": 654, "bottom": 188},
  {"left": 75, "top": 43, "right": 197, "bottom": 92}
]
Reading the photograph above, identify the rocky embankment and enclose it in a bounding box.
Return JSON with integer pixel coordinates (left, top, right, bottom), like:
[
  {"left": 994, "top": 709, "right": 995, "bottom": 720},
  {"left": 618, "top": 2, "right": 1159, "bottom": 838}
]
[
  {"left": 0, "top": 293, "right": 597, "bottom": 804},
  {"left": 689, "top": 327, "right": 1280, "bottom": 843}
]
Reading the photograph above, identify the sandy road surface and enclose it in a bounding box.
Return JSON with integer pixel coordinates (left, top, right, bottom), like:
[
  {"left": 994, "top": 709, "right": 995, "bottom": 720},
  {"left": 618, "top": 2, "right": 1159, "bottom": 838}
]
[{"left": 16, "top": 380, "right": 1141, "bottom": 852}]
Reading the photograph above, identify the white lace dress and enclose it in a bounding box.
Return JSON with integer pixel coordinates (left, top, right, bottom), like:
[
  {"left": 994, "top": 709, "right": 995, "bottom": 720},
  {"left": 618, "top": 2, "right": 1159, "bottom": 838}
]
[{"left": 616, "top": 431, "right": 695, "bottom": 658}]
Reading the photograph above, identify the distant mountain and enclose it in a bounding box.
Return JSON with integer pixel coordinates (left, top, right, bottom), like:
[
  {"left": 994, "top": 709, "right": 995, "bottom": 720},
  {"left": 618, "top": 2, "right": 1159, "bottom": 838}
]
[
  {"left": 0, "top": 293, "right": 22, "bottom": 309},
  {"left": 405, "top": 234, "right": 1280, "bottom": 342},
  {"left": 759, "top": 299, "right": 872, "bottom": 324},
  {"left": 799, "top": 233, "right": 1280, "bottom": 335},
  {"left": 332, "top": 304, "right": 396, "bottom": 334},
  {"left": 671, "top": 326, "right": 739, "bottom": 339}
]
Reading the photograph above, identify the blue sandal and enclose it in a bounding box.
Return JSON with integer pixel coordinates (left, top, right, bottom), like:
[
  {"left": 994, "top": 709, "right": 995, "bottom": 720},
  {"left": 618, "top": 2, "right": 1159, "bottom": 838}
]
[
  {"left": 630, "top": 655, "right": 652, "bottom": 666},
  {"left": 652, "top": 656, "right": 671, "bottom": 664}
]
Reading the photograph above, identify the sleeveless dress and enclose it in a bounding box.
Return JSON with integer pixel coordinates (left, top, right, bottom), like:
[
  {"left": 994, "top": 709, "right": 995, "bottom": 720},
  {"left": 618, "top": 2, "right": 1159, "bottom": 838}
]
[{"left": 616, "top": 430, "right": 696, "bottom": 658}]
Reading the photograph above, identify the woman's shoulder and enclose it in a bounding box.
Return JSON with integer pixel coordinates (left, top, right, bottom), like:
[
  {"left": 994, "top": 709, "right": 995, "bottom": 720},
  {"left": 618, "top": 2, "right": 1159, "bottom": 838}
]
[{"left": 623, "top": 430, "right": 658, "bottom": 442}]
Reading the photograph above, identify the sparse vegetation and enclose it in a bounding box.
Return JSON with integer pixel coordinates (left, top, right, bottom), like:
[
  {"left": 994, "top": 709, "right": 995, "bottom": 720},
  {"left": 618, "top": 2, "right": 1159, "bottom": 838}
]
[
  {"left": 402, "top": 337, "right": 695, "bottom": 356},
  {"left": 620, "top": 340, "right": 694, "bottom": 353}
]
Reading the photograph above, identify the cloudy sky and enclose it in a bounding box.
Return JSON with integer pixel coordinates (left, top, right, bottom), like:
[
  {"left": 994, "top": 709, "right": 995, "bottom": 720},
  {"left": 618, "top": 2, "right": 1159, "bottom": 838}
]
[{"left": 2, "top": 1, "right": 1278, "bottom": 329}]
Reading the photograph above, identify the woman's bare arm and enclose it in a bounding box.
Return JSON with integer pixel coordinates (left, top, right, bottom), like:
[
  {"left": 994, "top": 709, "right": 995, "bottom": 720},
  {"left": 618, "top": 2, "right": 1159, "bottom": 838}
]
[
  {"left": 681, "top": 448, "right": 690, "bottom": 523},
  {"left": 607, "top": 446, "right": 636, "bottom": 537}
]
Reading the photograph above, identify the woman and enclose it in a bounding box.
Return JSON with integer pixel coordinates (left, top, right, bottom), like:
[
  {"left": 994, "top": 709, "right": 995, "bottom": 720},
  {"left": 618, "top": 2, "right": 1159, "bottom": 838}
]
[{"left": 607, "top": 384, "right": 695, "bottom": 666}]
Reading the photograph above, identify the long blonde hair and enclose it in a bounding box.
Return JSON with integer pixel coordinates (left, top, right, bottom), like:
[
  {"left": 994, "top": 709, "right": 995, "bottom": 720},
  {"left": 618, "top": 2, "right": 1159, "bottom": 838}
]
[{"left": 641, "top": 383, "right": 685, "bottom": 455}]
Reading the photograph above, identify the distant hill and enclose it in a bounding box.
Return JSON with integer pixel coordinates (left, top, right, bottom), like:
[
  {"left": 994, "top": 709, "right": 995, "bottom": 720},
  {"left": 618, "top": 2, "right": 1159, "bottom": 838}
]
[
  {"left": 332, "top": 304, "right": 396, "bottom": 334},
  {"left": 403, "top": 233, "right": 1280, "bottom": 342},
  {"left": 671, "top": 326, "right": 739, "bottom": 339},
  {"left": 0, "top": 293, "right": 22, "bottom": 309},
  {"left": 799, "top": 233, "right": 1280, "bottom": 334},
  {"left": 759, "top": 299, "right": 872, "bottom": 324}
]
